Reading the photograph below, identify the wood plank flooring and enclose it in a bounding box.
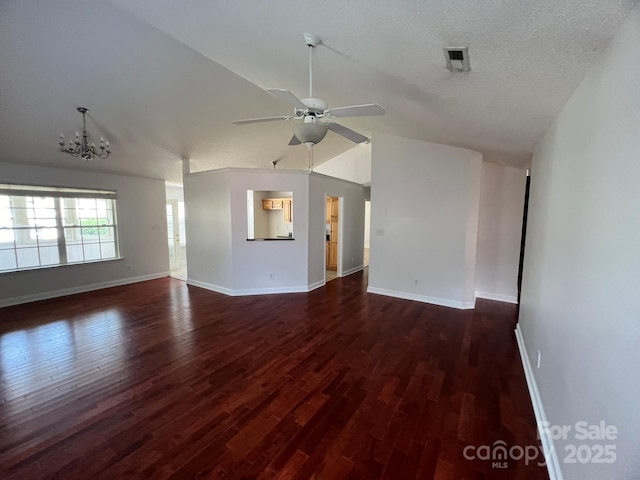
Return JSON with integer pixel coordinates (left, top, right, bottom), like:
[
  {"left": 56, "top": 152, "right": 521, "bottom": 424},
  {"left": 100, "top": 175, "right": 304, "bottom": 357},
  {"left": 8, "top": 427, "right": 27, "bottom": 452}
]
[{"left": 0, "top": 271, "right": 548, "bottom": 479}]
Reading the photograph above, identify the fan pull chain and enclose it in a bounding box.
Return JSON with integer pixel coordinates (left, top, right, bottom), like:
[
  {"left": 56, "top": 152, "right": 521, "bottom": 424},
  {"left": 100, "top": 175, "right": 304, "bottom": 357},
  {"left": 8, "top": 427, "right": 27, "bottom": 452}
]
[{"left": 308, "top": 144, "right": 314, "bottom": 171}]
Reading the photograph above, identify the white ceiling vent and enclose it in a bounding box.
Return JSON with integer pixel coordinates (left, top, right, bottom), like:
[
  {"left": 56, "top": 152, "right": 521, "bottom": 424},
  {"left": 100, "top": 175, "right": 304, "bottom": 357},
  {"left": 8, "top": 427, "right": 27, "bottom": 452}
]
[{"left": 444, "top": 47, "right": 470, "bottom": 73}]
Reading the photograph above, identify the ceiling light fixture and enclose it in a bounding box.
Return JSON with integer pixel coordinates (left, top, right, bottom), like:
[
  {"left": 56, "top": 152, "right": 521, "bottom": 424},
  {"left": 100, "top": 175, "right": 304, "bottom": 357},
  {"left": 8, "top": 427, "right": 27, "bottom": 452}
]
[
  {"left": 59, "top": 107, "right": 111, "bottom": 161},
  {"left": 292, "top": 116, "right": 328, "bottom": 146}
]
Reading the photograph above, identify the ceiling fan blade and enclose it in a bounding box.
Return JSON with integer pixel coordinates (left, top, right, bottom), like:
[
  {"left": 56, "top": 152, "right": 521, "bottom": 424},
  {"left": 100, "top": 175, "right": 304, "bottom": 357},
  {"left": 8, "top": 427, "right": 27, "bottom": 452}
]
[
  {"left": 267, "top": 89, "right": 308, "bottom": 111},
  {"left": 324, "top": 103, "right": 385, "bottom": 118},
  {"left": 232, "top": 115, "right": 293, "bottom": 125},
  {"left": 327, "top": 123, "right": 369, "bottom": 143},
  {"left": 288, "top": 134, "right": 301, "bottom": 146}
]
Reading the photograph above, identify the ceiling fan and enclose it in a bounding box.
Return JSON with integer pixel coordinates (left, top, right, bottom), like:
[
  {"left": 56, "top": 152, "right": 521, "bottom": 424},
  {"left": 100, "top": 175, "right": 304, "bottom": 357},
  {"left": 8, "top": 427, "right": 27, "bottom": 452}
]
[{"left": 233, "top": 33, "right": 385, "bottom": 147}]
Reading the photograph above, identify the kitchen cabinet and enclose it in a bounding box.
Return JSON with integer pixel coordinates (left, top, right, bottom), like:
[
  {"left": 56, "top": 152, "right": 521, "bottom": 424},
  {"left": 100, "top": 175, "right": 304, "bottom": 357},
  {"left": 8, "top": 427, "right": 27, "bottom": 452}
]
[
  {"left": 262, "top": 197, "right": 292, "bottom": 223},
  {"left": 331, "top": 198, "right": 339, "bottom": 218},
  {"left": 326, "top": 197, "right": 339, "bottom": 271},
  {"left": 262, "top": 199, "right": 284, "bottom": 210},
  {"left": 283, "top": 199, "right": 292, "bottom": 223}
]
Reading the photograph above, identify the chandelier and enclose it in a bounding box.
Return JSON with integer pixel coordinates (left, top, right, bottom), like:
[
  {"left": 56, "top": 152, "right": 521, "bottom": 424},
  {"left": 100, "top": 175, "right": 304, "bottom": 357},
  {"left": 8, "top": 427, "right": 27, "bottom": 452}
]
[{"left": 59, "top": 107, "right": 110, "bottom": 161}]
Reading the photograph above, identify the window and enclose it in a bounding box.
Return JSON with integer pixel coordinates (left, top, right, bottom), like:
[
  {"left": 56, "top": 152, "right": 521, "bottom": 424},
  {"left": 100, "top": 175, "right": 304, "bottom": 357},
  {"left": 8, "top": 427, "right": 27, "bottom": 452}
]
[{"left": 0, "top": 184, "right": 119, "bottom": 273}]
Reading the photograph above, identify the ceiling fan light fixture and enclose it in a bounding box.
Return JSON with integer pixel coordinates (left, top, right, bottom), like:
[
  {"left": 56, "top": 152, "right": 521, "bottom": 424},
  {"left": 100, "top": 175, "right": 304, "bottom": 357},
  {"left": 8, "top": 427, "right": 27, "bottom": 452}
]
[
  {"left": 232, "top": 33, "right": 385, "bottom": 150},
  {"left": 293, "top": 121, "right": 327, "bottom": 146}
]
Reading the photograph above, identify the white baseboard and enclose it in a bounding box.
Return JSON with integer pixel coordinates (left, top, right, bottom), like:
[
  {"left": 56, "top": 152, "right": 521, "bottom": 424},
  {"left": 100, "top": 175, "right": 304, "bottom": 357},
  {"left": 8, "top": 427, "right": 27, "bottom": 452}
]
[
  {"left": 0, "top": 272, "right": 170, "bottom": 308},
  {"left": 515, "top": 324, "right": 563, "bottom": 480},
  {"left": 187, "top": 279, "right": 326, "bottom": 296},
  {"left": 475, "top": 291, "right": 518, "bottom": 304},
  {"left": 186, "top": 279, "right": 234, "bottom": 296},
  {"left": 342, "top": 265, "right": 364, "bottom": 277},
  {"left": 366, "top": 286, "right": 475, "bottom": 310},
  {"left": 307, "top": 279, "right": 325, "bottom": 292},
  {"left": 233, "top": 285, "right": 313, "bottom": 296}
]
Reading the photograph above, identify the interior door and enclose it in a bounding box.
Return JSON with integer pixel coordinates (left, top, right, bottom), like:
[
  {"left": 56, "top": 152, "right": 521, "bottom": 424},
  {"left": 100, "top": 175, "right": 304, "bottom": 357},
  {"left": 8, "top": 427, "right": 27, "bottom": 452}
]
[{"left": 166, "top": 200, "right": 181, "bottom": 271}]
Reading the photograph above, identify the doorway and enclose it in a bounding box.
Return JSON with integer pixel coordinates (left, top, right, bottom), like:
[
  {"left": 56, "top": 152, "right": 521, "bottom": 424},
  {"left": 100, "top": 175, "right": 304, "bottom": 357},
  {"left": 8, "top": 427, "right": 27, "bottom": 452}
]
[
  {"left": 165, "top": 184, "right": 187, "bottom": 281},
  {"left": 325, "top": 196, "right": 340, "bottom": 282}
]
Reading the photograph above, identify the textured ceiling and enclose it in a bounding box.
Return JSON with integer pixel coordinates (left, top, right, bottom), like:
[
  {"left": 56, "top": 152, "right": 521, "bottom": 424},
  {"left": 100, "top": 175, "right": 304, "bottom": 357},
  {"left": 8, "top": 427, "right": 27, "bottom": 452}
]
[{"left": 0, "top": 0, "right": 637, "bottom": 182}]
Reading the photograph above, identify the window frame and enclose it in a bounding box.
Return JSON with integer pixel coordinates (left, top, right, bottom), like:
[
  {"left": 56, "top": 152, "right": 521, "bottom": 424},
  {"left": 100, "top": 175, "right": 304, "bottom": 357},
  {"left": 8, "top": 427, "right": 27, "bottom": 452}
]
[{"left": 0, "top": 184, "right": 121, "bottom": 274}]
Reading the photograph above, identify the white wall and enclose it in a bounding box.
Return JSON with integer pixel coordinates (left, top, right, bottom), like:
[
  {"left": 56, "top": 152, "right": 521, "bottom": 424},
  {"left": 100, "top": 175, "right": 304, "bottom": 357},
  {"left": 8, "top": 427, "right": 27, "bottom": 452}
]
[
  {"left": 308, "top": 173, "right": 366, "bottom": 287},
  {"left": 475, "top": 162, "right": 527, "bottom": 303},
  {"left": 186, "top": 169, "right": 309, "bottom": 294},
  {"left": 368, "top": 133, "right": 483, "bottom": 309},
  {"left": 518, "top": 11, "right": 640, "bottom": 480},
  {"left": 267, "top": 209, "right": 287, "bottom": 238},
  {"left": 228, "top": 170, "right": 309, "bottom": 293},
  {"left": 0, "top": 162, "right": 169, "bottom": 307},
  {"left": 314, "top": 143, "right": 372, "bottom": 185},
  {"left": 252, "top": 190, "right": 270, "bottom": 239},
  {"left": 185, "top": 169, "right": 364, "bottom": 295},
  {"left": 184, "top": 169, "right": 232, "bottom": 292}
]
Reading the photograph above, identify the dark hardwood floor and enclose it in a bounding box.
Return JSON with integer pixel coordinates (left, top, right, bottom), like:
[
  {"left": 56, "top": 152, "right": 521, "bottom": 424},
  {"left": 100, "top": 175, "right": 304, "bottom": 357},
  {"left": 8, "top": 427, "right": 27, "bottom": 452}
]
[{"left": 0, "top": 271, "right": 548, "bottom": 479}]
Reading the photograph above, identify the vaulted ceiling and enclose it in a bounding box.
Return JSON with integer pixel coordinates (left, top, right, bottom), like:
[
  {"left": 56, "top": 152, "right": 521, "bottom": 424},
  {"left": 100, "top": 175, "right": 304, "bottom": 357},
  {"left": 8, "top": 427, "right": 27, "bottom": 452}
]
[{"left": 0, "top": 0, "right": 636, "bottom": 182}]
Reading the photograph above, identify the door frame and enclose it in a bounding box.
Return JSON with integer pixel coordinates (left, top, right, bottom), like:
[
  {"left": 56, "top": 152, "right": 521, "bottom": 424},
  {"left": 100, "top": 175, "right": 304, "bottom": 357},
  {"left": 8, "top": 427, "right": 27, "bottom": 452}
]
[
  {"left": 517, "top": 169, "right": 531, "bottom": 306},
  {"left": 337, "top": 197, "right": 344, "bottom": 277}
]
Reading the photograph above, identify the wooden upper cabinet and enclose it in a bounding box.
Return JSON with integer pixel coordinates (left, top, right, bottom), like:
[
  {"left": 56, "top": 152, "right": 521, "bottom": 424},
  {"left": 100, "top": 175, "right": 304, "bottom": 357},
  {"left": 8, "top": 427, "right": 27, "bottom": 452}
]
[
  {"left": 263, "top": 197, "right": 293, "bottom": 222},
  {"left": 283, "top": 199, "right": 292, "bottom": 223},
  {"left": 262, "top": 198, "right": 287, "bottom": 210},
  {"left": 262, "top": 199, "right": 275, "bottom": 210},
  {"left": 262, "top": 198, "right": 284, "bottom": 210}
]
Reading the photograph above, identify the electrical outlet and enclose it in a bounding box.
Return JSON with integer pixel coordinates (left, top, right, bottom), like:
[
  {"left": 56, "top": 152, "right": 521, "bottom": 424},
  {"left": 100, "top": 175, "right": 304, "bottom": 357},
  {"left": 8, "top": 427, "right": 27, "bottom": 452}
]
[{"left": 536, "top": 350, "right": 541, "bottom": 368}]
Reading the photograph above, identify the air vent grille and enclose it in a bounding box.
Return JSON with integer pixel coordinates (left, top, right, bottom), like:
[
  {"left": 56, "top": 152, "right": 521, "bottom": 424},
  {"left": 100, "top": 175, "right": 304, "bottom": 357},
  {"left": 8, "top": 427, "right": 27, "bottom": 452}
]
[{"left": 443, "top": 47, "right": 470, "bottom": 72}]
